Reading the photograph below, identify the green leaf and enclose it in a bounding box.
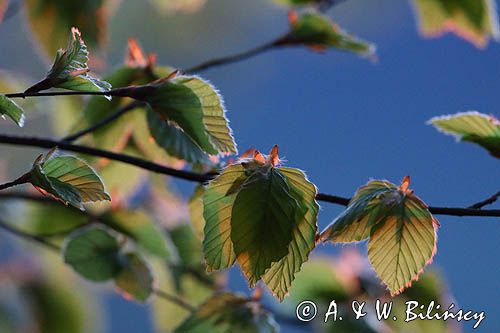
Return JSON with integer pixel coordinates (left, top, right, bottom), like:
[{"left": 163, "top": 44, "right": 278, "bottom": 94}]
[
  {"left": 281, "top": 12, "right": 376, "bottom": 57},
  {"left": 203, "top": 147, "right": 319, "bottom": 299},
  {"left": 321, "top": 177, "right": 439, "bottom": 296},
  {"left": 189, "top": 185, "right": 206, "bottom": 239},
  {"left": 203, "top": 164, "right": 246, "bottom": 272},
  {"left": 114, "top": 253, "right": 154, "bottom": 302},
  {"left": 0, "top": 95, "right": 25, "bottom": 127},
  {"left": 118, "top": 75, "right": 237, "bottom": 156},
  {"left": 261, "top": 167, "right": 318, "bottom": 301},
  {"left": 174, "top": 293, "right": 279, "bottom": 333},
  {"left": 102, "top": 209, "right": 170, "bottom": 258},
  {"left": 63, "top": 226, "right": 124, "bottom": 281},
  {"left": 25, "top": 0, "right": 107, "bottom": 56},
  {"left": 411, "top": 0, "right": 500, "bottom": 47},
  {"left": 429, "top": 111, "right": 500, "bottom": 158},
  {"left": 231, "top": 168, "right": 302, "bottom": 286},
  {"left": 25, "top": 27, "right": 111, "bottom": 95},
  {"left": 29, "top": 151, "right": 111, "bottom": 210},
  {"left": 147, "top": 107, "right": 209, "bottom": 163}
]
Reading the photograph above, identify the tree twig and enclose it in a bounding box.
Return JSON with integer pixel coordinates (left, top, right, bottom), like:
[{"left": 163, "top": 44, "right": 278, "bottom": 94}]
[
  {"left": 469, "top": 190, "right": 500, "bottom": 209},
  {"left": 0, "top": 134, "right": 499, "bottom": 218},
  {"left": 63, "top": 101, "right": 143, "bottom": 142},
  {"left": 0, "top": 173, "right": 30, "bottom": 191},
  {"left": 152, "top": 288, "right": 196, "bottom": 312},
  {"left": 0, "top": 218, "right": 61, "bottom": 251}
]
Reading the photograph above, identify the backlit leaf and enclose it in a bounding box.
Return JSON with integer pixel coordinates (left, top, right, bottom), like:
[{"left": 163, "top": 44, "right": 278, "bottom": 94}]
[
  {"left": 116, "top": 75, "right": 237, "bottom": 156},
  {"left": 188, "top": 185, "right": 206, "bottom": 239},
  {"left": 261, "top": 167, "right": 318, "bottom": 301},
  {"left": 29, "top": 151, "right": 110, "bottom": 210},
  {"left": 25, "top": 27, "right": 111, "bottom": 95},
  {"left": 411, "top": 0, "right": 500, "bottom": 47},
  {"left": 0, "top": 95, "right": 25, "bottom": 127},
  {"left": 25, "top": 0, "right": 108, "bottom": 56},
  {"left": 321, "top": 177, "right": 438, "bottom": 295},
  {"left": 63, "top": 226, "right": 123, "bottom": 281},
  {"left": 429, "top": 111, "right": 500, "bottom": 158},
  {"left": 115, "top": 253, "right": 154, "bottom": 302},
  {"left": 279, "top": 12, "right": 376, "bottom": 57},
  {"left": 174, "top": 293, "right": 279, "bottom": 333},
  {"left": 203, "top": 146, "right": 318, "bottom": 298}
]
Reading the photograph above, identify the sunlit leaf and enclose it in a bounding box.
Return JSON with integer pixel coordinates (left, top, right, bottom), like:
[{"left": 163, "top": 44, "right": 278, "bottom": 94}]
[
  {"left": 429, "top": 111, "right": 500, "bottom": 158},
  {"left": 22, "top": 204, "right": 87, "bottom": 238},
  {"left": 117, "top": 75, "right": 237, "bottom": 157},
  {"left": 25, "top": 27, "right": 111, "bottom": 94},
  {"left": 102, "top": 209, "right": 170, "bottom": 258},
  {"left": 174, "top": 293, "right": 279, "bottom": 333},
  {"left": 411, "top": 0, "right": 500, "bottom": 47},
  {"left": 29, "top": 151, "right": 110, "bottom": 210},
  {"left": 63, "top": 226, "right": 123, "bottom": 281},
  {"left": 24, "top": 0, "right": 108, "bottom": 56},
  {"left": 188, "top": 185, "right": 206, "bottom": 239},
  {"left": 0, "top": 95, "right": 25, "bottom": 127},
  {"left": 115, "top": 253, "right": 154, "bottom": 302},
  {"left": 280, "top": 12, "right": 376, "bottom": 57},
  {"left": 203, "top": 146, "right": 318, "bottom": 298},
  {"left": 321, "top": 177, "right": 439, "bottom": 296},
  {"left": 261, "top": 167, "right": 318, "bottom": 301}
]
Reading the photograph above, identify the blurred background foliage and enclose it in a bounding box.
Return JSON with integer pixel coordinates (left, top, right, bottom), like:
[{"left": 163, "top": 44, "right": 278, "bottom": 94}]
[{"left": 0, "top": 0, "right": 499, "bottom": 332}]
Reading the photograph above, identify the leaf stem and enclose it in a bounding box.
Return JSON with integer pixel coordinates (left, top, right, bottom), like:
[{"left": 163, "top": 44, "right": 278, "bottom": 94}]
[
  {"left": 0, "top": 134, "right": 499, "bottom": 218},
  {"left": 152, "top": 288, "right": 196, "bottom": 312},
  {"left": 0, "top": 173, "right": 31, "bottom": 191}
]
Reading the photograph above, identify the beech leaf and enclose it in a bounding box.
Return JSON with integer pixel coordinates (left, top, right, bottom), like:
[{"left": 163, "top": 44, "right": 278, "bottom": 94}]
[
  {"left": 411, "top": 0, "right": 500, "bottom": 47},
  {"left": 115, "top": 74, "right": 237, "bottom": 157},
  {"left": 63, "top": 226, "right": 123, "bottom": 281},
  {"left": 321, "top": 177, "right": 439, "bottom": 296},
  {"left": 29, "top": 150, "right": 110, "bottom": 210},
  {"left": 174, "top": 293, "right": 279, "bottom": 333},
  {"left": 25, "top": 27, "right": 111, "bottom": 95},
  {"left": 429, "top": 111, "right": 500, "bottom": 158},
  {"left": 115, "top": 253, "right": 154, "bottom": 302},
  {"left": 280, "top": 12, "right": 376, "bottom": 57},
  {"left": 0, "top": 94, "right": 25, "bottom": 127},
  {"left": 202, "top": 146, "right": 318, "bottom": 299}
]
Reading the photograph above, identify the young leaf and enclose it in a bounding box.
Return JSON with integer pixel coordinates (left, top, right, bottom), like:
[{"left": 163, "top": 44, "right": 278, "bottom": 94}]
[
  {"left": 321, "top": 177, "right": 439, "bottom": 296},
  {"left": 29, "top": 150, "right": 111, "bottom": 210},
  {"left": 63, "top": 226, "right": 124, "bottom": 281},
  {"left": 174, "top": 293, "right": 279, "bottom": 333},
  {"left": 279, "top": 12, "right": 376, "bottom": 57},
  {"left": 115, "top": 75, "right": 237, "bottom": 156},
  {"left": 203, "top": 146, "right": 319, "bottom": 298},
  {"left": 25, "top": 0, "right": 108, "bottom": 56},
  {"left": 411, "top": 0, "right": 500, "bottom": 48},
  {"left": 115, "top": 253, "right": 154, "bottom": 302},
  {"left": 0, "top": 94, "right": 25, "bottom": 127},
  {"left": 25, "top": 27, "right": 111, "bottom": 95},
  {"left": 102, "top": 209, "right": 171, "bottom": 258},
  {"left": 429, "top": 111, "right": 500, "bottom": 158}
]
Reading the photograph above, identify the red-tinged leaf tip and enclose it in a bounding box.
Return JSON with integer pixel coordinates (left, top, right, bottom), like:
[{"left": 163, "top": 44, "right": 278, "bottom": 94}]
[
  {"left": 147, "top": 54, "right": 157, "bottom": 68},
  {"left": 69, "top": 68, "right": 90, "bottom": 77},
  {"left": 165, "top": 70, "right": 179, "bottom": 80},
  {"left": 239, "top": 147, "right": 256, "bottom": 159},
  {"left": 125, "top": 38, "right": 147, "bottom": 67},
  {"left": 400, "top": 175, "right": 411, "bottom": 193},
  {"left": 288, "top": 10, "right": 298, "bottom": 26},
  {"left": 71, "top": 27, "right": 82, "bottom": 38},
  {"left": 489, "top": 114, "right": 500, "bottom": 125},
  {"left": 253, "top": 150, "right": 266, "bottom": 164},
  {"left": 268, "top": 145, "right": 279, "bottom": 167},
  {"left": 308, "top": 44, "right": 327, "bottom": 53}
]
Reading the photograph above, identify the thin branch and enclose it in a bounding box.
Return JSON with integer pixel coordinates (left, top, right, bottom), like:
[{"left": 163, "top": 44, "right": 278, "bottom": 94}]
[
  {"left": 0, "top": 134, "right": 499, "bottom": 218},
  {"left": 184, "top": 39, "right": 284, "bottom": 73},
  {"left": 0, "top": 173, "right": 30, "bottom": 191},
  {"left": 153, "top": 288, "right": 196, "bottom": 312},
  {"left": 63, "top": 101, "right": 143, "bottom": 142},
  {"left": 5, "top": 90, "right": 114, "bottom": 99},
  {"left": 0, "top": 218, "right": 61, "bottom": 251},
  {"left": 469, "top": 190, "right": 500, "bottom": 209}
]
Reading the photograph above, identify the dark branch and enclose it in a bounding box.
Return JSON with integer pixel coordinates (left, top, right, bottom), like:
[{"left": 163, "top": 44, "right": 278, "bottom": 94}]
[
  {"left": 0, "top": 173, "right": 30, "bottom": 191},
  {"left": 0, "top": 134, "right": 499, "bottom": 218},
  {"left": 152, "top": 288, "right": 196, "bottom": 312},
  {"left": 63, "top": 101, "right": 143, "bottom": 142},
  {"left": 0, "top": 218, "right": 61, "bottom": 251},
  {"left": 469, "top": 190, "right": 500, "bottom": 209}
]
